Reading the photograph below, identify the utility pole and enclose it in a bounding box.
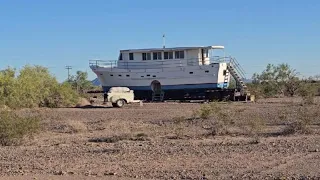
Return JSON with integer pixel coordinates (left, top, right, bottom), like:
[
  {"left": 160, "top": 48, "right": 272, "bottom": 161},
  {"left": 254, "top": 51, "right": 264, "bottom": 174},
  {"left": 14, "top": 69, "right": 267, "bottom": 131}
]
[{"left": 65, "top": 65, "right": 72, "bottom": 81}]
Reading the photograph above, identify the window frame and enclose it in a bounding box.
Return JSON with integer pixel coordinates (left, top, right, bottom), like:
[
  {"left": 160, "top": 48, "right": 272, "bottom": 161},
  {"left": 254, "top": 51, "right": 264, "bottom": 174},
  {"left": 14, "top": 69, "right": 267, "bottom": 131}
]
[
  {"left": 129, "top": 53, "right": 134, "bottom": 60},
  {"left": 142, "top": 52, "right": 151, "bottom": 60},
  {"left": 164, "top": 51, "right": 173, "bottom": 60},
  {"left": 175, "top": 51, "right": 184, "bottom": 59},
  {"left": 153, "top": 52, "right": 162, "bottom": 60}
]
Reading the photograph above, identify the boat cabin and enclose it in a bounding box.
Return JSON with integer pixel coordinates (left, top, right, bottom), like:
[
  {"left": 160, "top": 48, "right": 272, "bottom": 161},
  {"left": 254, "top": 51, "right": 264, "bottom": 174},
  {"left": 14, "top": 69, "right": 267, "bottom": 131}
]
[{"left": 117, "top": 46, "right": 225, "bottom": 69}]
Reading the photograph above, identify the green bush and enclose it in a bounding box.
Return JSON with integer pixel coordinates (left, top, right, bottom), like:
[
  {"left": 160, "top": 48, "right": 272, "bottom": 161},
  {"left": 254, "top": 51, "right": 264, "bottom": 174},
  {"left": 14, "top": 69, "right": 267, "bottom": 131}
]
[
  {"left": 199, "top": 104, "right": 213, "bottom": 119},
  {"left": 0, "top": 111, "right": 40, "bottom": 146},
  {"left": 298, "top": 83, "right": 316, "bottom": 105},
  {"left": 0, "top": 65, "right": 79, "bottom": 109}
]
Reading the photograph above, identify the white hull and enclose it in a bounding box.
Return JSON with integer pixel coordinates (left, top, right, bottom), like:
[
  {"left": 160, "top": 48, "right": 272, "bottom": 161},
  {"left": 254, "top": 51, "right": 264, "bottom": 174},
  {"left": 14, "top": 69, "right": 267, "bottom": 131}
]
[{"left": 92, "top": 63, "right": 230, "bottom": 91}]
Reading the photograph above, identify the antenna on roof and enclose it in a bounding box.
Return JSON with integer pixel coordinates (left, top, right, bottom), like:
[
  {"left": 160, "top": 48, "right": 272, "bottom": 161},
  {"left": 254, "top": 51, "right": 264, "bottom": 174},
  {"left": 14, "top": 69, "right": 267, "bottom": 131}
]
[{"left": 162, "top": 34, "right": 166, "bottom": 48}]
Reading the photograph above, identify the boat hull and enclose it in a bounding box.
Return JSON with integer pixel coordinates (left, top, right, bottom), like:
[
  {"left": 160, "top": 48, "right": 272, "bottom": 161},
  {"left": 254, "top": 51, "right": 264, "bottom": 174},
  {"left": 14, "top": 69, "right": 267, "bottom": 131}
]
[
  {"left": 101, "top": 82, "right": 225, "bottom": 92},
  {"left": 91, "top": 63, "right": 231, "bottom": 100}
]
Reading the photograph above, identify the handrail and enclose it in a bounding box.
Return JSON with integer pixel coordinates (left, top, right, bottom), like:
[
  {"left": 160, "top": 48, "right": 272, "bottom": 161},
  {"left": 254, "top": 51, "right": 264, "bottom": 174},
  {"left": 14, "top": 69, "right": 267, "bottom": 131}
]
[
  {"left": 228, "top": 57, "right": 246, "bottom": 79},
  {"left": 89, "top": 56, "right": 247, "bottom": 79},
  {"left": 90, "top": 57, "right": 228, "bottom": 67}
]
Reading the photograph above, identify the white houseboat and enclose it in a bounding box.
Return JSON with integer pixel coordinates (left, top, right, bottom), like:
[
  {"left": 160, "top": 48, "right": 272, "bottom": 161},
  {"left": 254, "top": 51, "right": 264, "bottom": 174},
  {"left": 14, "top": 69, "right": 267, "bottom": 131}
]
[{"left": 89, "top": 45, "right": 247, "bottom": 101}]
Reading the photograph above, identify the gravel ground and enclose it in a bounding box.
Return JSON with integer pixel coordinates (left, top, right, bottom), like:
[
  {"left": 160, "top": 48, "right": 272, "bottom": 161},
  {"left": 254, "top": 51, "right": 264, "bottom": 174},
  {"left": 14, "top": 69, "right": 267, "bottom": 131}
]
[{"left": 1, "top": 98, "right": 320, "bottom": 180}]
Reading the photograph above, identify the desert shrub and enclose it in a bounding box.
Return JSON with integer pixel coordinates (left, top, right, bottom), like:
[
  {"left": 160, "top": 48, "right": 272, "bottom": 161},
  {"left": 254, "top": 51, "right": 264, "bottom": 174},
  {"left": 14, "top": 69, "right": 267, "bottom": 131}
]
[
  {"left": 281, "top": 106, "right": 315, "bottom": 135},
  {"left": 203, "top": 102, "right": 235, "bottom": 136},
  {"left": 0, "top": 65, "right": 80, "bottom": 109},
  {"left": 245, "top": 116, "right": 265, "bottom": 136},
  {"left": 252, "top": 63, "right": 300, "bottom": 97},
  {"left": 0, "top": 110, "right": 40, "bottom": 146},
  {"left": 173, "top": 116, "right": 187, "bottom": 124},
  {"left": 298, "top": 83, "right": 316, "bottom": 105},
  {"left": 198, "top": 104, "right": 213, "bottom": 119},
  {"left": 43, "top": 82, "right": 80, "bottom": 108},
  {"left": 67, "top": 120, "right": 87, "bottom": 133}
]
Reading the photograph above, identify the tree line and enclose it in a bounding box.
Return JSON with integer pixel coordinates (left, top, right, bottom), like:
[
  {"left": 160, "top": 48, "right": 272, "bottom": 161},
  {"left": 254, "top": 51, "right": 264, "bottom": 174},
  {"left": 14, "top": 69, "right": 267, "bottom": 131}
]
[
  {"left": 0, "top": 65, "right": 96, "bottom": 109},
  {"left": 248, "top": 63, "right": 319, "bottom": 103}
]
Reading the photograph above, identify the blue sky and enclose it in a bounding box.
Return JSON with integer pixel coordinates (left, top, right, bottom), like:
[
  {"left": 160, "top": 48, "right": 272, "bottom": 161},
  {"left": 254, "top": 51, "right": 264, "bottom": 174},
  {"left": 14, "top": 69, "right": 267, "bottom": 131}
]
[{"left": 1, "top": 0, "right": 319, "bottom": 81}]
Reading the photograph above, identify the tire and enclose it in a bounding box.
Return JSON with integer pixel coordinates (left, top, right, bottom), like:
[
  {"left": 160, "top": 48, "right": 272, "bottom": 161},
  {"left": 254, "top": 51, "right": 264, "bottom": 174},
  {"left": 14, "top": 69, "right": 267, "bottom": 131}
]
[{"left": 114, "top": 99, "right": 125, "bottom": 108}]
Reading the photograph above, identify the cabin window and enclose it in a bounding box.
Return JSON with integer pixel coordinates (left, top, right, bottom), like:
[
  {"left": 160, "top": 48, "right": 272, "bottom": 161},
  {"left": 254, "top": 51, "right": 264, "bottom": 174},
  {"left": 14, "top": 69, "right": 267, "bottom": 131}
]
[
  {"left": 118, "top": 74, "right": 122, "bottom": 77},
  {"left": 152, "top": 75, "right": 156, "bottom": 77},
  {"left": 110, "top": 74, "right": 113, "bottom": 76},
  {"left": 205, "top": 70, "right": 209, "bottom": 73},
  {"left": 164, "top": 52, "right": 173, "bottom": 59},
  {"left": 153, "top": 52, "right": 162, "bottom": 60},
  {"left": 119, "top": 53, "right": 123, "bottom": 60},
  {"left": 204, "top": 49, "right": 209, "bottom": 58},
  {"left": 147, "top": 74, "right": 150, "bottom": 76},
  {"left": 189, "top": 72, "right": 193, "bottom": 74},
  {"left": 129, "top": 53, "right": 134, "bottom": 60},
  {"left": 175, "top": 51, "right": 184, "bottom": 59},
  {"left": 126, "top": 75, "right": 130, "bottom": 77},
  {"left": 142, "top": 53, "right": 151, "bottom": 60}
]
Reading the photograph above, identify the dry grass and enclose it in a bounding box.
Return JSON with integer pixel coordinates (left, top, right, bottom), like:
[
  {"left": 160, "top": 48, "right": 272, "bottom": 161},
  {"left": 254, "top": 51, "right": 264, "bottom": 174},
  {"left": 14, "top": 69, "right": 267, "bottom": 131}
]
[
  {"left": 67, "top": 120, "right": 88, "bottom": 133},
  {"left": 0, "top": 110, "right": 40, "bottom": 146}
]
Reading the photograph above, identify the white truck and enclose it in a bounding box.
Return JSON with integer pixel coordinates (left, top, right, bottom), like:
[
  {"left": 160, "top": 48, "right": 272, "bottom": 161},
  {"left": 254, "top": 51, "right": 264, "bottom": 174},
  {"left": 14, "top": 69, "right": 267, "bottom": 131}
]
[{"left": 104, "top": 87, "right": 139, "bottom": 108}]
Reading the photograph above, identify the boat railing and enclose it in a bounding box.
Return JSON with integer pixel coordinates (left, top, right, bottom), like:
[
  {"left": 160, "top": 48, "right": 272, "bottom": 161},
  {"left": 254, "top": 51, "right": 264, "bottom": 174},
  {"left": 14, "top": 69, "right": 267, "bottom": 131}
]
[{"left": 89, "top": 56, "right": 245, "bottom": 77}]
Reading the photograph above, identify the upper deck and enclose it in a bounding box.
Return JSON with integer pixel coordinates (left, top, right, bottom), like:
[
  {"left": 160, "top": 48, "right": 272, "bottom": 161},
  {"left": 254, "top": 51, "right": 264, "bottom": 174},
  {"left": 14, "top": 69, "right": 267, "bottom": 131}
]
[{"left": 90, "top": 45, "right": 226, "bottom": 69}]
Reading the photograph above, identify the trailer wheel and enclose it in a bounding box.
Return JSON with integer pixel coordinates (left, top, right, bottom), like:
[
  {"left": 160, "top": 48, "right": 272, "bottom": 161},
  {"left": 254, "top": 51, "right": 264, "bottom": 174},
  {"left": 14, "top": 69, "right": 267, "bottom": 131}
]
[{"left": 113, "top": 99, "right": 125, "bottom": 108}]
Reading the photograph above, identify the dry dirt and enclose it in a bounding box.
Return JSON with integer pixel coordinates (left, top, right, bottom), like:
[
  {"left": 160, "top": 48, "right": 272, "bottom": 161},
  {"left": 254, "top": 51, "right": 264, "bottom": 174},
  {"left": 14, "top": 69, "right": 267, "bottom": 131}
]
[{"left": 1, "top": 98, "right": 320, "bottom": 180}]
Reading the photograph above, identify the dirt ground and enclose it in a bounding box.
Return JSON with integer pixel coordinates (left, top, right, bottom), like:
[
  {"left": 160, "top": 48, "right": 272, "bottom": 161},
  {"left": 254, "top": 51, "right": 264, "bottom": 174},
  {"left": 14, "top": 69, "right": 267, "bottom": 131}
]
[{"left": 1, "top": 97, "right": 320, "bottom": 180}]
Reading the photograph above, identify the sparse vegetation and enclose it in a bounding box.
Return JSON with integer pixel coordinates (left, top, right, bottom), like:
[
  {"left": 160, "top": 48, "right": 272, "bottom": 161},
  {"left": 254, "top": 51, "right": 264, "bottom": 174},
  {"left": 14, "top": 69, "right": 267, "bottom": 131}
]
[
  {"left": 250, "top": 64, "right": 319, "bottom": 101},
  {"left": 280, "top": 106, "right": 317, "bottom": 135},
  {"left": 252, "top": 63, "right": 300, "bottom": 97},
  {"left": 0, "top": 65, "right": 80, "bottom": 109},
  {"left": 245, "top": 116, "right": 265, "bottom": 138},
  {"left": 198, "top": 103, "right": 213, "bottom": 119},
  {"left": 298, "top": 82, "right": 316, "bottom": 105},
  {"left": 0, "top": 110, "right": 40, "bottom": 146},
  {"left": 67, "top": 120, "right": 88, "bottom": 133}
]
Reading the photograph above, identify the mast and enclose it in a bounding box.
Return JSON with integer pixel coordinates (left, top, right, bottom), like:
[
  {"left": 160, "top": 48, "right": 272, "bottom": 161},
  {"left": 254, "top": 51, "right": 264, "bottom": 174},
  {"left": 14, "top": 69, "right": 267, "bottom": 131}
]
[{"left": 162, "top": 34, "right": 166, "bottom": 48}]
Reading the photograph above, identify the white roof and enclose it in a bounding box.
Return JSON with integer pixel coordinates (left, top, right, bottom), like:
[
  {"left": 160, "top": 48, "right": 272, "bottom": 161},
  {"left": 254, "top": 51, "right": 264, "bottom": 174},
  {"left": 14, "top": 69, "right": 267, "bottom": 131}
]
[
  {"left": 109, "top": 87, "right": 131, "bottom": 92},
  {"left": 120, "top": 45, "right": 224, "bottom": 53}
]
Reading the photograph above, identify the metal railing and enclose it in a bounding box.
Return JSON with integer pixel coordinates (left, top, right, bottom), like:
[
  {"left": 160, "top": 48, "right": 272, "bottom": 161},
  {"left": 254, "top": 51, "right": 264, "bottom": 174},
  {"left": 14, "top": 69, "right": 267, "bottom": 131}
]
[
  {"left": 89, "top": 56, "right": 247, "bottom": 78},
  {"left": 228, "top": 57, "right": 247, "bottom": 80},
  {"left": 90, "top": 58, "right": 204, "bottom": 69}
]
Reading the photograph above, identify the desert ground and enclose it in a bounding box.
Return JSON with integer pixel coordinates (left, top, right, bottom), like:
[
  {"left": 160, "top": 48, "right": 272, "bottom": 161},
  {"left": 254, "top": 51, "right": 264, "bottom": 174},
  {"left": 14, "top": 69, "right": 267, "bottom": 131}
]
[{"left": 1, "top": 98, "right": 320, "bottom": 180}]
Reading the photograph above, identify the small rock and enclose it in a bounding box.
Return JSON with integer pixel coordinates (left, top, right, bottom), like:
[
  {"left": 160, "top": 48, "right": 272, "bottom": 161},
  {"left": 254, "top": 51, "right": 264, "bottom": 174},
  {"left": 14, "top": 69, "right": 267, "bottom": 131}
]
[
  {"left": 104, "top": 172, "right": 116, "bottom": 176},
  {"left": 53, "top": 171, "right": 65, "bottom": 175}
]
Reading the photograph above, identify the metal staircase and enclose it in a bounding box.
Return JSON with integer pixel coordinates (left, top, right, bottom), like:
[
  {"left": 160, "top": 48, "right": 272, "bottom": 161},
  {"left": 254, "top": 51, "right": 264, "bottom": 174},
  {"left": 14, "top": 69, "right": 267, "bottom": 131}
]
[
  {"left": 152, "top": 90, "right": 165, "bottom": 102},
  {"left": 226, "top": 57, "right": 250, "bottom": 95}
]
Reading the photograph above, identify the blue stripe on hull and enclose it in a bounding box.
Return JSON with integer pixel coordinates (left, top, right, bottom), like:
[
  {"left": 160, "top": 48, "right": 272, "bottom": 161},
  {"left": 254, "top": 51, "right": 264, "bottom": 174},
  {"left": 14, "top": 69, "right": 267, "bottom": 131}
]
[{"left": 103, "top": 83, "right": 227, "bottom": 92}]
